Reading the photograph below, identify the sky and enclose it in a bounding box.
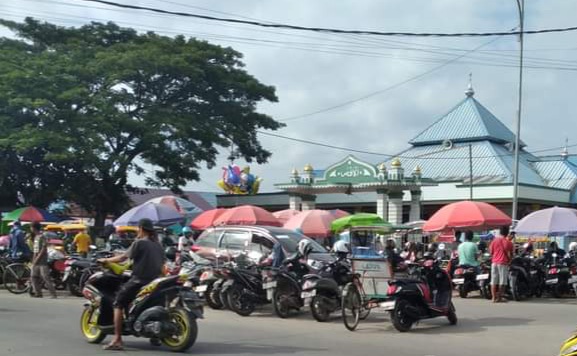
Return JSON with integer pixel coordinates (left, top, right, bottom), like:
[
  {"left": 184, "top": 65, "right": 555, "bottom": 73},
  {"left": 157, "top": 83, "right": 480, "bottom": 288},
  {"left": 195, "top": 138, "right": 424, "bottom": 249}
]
[{"left": 1, "top": 0, "right": 577, "bottom": 193}]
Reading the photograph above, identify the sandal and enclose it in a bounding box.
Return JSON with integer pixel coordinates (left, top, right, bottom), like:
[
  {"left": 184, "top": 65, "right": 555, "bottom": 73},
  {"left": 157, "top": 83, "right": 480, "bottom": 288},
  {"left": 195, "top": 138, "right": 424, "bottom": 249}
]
[{"left": 103, "top": 344, "right": 124, "bottom": 351}]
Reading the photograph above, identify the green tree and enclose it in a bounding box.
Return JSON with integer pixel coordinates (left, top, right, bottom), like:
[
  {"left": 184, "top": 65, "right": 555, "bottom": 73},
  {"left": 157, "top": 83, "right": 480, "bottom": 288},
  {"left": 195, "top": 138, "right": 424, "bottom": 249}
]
[{"left": 0, "top": 18, "right": 281, "bottom": 226}]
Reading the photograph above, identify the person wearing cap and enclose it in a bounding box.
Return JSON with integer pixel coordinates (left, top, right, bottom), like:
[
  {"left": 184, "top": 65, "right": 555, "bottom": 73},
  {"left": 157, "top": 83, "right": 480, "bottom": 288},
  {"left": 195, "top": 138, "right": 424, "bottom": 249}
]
[
  {"left": 30, "top": 222, "right": 57, "bottom": 298},
  {"left": 98, "top": 218, "right": 165, "bottom": 351}
]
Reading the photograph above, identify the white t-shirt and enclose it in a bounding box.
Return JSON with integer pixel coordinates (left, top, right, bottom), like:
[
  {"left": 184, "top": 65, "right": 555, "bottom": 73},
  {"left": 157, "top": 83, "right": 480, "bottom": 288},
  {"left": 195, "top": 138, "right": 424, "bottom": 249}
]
[{"left": 178, "top": 235, "right": 191, "bottom": 252}]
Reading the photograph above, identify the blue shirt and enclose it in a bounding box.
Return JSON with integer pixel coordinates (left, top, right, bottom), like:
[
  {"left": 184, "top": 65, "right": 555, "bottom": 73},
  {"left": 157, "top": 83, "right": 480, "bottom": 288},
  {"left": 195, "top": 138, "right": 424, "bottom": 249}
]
[
  {"left": 458, "top": 241, "right": 479, "bottom": 267},
  {"left": 9, "top": 227, "right": 27, "bottom": 259}
]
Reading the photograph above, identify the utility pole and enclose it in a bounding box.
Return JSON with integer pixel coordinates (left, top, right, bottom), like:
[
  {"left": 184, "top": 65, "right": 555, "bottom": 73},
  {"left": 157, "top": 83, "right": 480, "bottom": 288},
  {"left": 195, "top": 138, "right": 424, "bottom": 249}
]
[
  {"left": 469, "top": 144, "right": 473, "bottom": 200},
  {"left": 512, "top": 0, "right": 525, "bottom": 225}
]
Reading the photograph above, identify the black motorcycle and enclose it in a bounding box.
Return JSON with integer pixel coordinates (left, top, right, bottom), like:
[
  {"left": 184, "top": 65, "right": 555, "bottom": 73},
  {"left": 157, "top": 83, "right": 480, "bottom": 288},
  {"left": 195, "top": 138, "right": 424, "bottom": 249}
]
[
  {"left": 508, "top": 255, "right": 544, "bottom": 301},
  {"left": 221, "top": 260, "right": 268, "bottom": 317},
  {"left": 301, "top": 257, "right": 354, "bottom": 322},
  {"left": 385, "top": 258, "right": 457, "bottom": 332},
  {"left": 542, "top": 253, "right": 575, "bottom": 298},
  {"left": 452, "top": 265, "right": 479, "bottom": 298},
  {"left": 81, "top": 262, "right": 203, "bottom": 352}
]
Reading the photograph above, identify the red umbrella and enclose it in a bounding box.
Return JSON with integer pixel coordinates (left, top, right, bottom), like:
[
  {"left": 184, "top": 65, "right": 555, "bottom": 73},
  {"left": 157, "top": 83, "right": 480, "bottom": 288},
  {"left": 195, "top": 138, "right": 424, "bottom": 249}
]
[
  {"left": 423, "top": 201, "right": 511, "bottom": 232},
  {"left": 273, "top": 209, "right": 300, "bottom": 225},
  {"left": 190, "top": 208, "right": 227, "bottom": 230},
  {"left": 214, "top": 205, "right": 281, "bottom": 227},
  {"left": 284, "top": 210, "right": 337, "bottom": 238}
]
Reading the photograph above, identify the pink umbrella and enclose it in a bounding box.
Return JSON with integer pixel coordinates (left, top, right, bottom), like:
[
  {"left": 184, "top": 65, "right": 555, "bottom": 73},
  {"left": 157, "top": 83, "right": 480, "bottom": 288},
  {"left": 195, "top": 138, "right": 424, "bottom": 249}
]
[
  {"left": 273, "top": 209, "right": 300, "bottom": 225},
  {"left": 190, "top": 208, "right": 227, "bottom": 230},
  {"left": 0, "top": 235, "right": 9, "bottom": 246},
  {"left": 284, "top": 210, "right": 337, "bottom": 238},
  {"left": 214, "top": 205, "right": 282, "bottom": 227},
  {"left": 329, "top": 209, "right": 350, "bottom": 219},
  {"left": 423, "top": 201, "right": 511, "bottom": 232}
]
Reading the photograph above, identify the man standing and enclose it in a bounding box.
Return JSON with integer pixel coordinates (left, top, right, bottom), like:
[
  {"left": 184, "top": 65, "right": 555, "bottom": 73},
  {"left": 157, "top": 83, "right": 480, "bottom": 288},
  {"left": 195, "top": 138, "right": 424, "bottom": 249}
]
[
  {"left": 489, "top": 226, "right": 514, "bottom": 303},
  {"left": 30, "top": 222, "right": 57, "bottom": 298},
  {"left": 72, "top": 228, "right": 92, "bottom": 258},
  {"left": 8, "top": 220, "right": 30, "bottom": 261},
  {"left": 458, "top": 230, "right": 479, "bottom": 270},
  {"left": 99, "top": 218, "right": 165, "bottom": 351}
]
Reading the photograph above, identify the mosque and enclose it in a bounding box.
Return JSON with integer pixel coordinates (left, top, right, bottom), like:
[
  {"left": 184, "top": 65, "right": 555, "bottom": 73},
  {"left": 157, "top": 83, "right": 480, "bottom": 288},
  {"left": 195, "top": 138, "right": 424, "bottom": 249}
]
[{"left": 218, "top": 82, "right": 577, "bottom": 225}]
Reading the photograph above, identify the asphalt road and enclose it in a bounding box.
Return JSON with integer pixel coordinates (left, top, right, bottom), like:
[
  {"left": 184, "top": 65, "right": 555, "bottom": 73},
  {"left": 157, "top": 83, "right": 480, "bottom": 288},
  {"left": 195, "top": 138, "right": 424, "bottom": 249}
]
[{"left": 0, "top": 290, "right": 574, "bottom": 356}]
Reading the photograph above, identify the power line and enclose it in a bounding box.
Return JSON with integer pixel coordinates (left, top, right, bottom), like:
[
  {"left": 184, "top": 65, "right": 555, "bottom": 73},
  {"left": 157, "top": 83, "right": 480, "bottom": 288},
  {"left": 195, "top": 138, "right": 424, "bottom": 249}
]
[
  {"left": 79, "top": 0, "right": 577, "bottom": 38},
  {"left": 258, "top": 130, "right": 577, "bottom": 160}
]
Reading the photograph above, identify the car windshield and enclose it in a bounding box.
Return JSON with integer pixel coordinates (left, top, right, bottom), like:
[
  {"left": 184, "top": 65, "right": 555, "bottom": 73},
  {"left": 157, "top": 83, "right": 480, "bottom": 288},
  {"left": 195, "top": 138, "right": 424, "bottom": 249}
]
[{"left": 271, "top": 232, "right": 327, "bottom": 253}]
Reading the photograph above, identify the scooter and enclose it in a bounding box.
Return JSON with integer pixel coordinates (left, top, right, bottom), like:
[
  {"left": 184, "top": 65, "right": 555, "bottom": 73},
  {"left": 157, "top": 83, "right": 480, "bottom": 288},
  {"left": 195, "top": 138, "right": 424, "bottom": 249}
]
[
  {"left": 452, "top": 265, "right": 479, "bottom": 298},
  {"left": 543, "top": 253, "right": 575, "bottom": 298},
  {"left": 80, "top": 262, "right": 203, "bottom": 352},
  {"left": 508, "top": 255, "right": 545, "bottom": 301},
  {"left": 384, "top": 258, "right": 457, "bottom": 332}
]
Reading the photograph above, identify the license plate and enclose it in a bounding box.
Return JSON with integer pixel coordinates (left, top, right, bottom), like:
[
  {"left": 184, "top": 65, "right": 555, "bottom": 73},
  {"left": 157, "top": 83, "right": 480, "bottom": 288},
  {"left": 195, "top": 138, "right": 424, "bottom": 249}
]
[
  {"left": 266, "top": 289, "right": 274, "bottom": 301},
  {"left": 184, "top": 281, "right": 193, "bottom": 288},
  {"left": 476, "top": 274, "right": 489, "bottom": 281},
  {"left": 263, "top": 281, "right": 277, "bottom": 289},
  {"left": 530, "top": 270, "right": 537, "bottom": 274},
  {"left": 195, "top": 285, "right": 208, "bottom": 293},
  {"left": 546, "top": 278, "right": 558, "bottom": 285},
  {"left": 301, "top": 290, "right": 316, "bottom": 299},
  {"left": 453, "top": 278, "right": 464, "bottom": 284},
  {"left": 380, "top": 301, "right": 395, "bottom": 310}
]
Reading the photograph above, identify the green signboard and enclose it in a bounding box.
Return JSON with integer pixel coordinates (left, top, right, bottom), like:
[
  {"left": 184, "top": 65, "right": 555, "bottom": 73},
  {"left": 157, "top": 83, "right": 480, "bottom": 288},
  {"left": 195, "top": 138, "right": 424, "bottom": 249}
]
[{"left": 322, "top": 155, "right": 377, "bottom": 184}]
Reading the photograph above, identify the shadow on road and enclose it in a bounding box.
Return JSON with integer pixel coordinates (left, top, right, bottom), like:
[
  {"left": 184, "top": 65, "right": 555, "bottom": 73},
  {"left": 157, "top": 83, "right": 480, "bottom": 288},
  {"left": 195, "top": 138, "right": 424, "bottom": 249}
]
[{"left": 119, "top": 340, "right": 325, "bottom": 354}]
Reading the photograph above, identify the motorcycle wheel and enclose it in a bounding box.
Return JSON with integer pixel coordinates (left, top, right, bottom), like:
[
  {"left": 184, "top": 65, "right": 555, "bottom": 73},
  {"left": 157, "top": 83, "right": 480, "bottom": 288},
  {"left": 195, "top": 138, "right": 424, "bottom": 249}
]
[
  {"left": 479, "top": 281, "right": 492, "bottom": 300},
  {"left": 341, "top": 283, "right": 361, "bottom": 331},
  {"left": 310, "top": 295, "right": 331, "bottom": 322},
  {"left": 227, "top": 285, "right": 255, "bottom": 317},
  {"left": 458, "top": 285, "right": 468, "bottom": 299},
  {"left": 205, "top": 283, "right": 224, "bottom": 310},
  {"left": 161, "top": 308, "right": 198, "bottom": 352},
  {"left": 390, "top": 299, "right": 414, "bottom": 332},
  {"left": 552, "top": 284, "right": 564, "bottom": 298},
  {"left": 511, "top": 277, "right": 527, "bottom": 301},
  {"left": 68, "top": 276, "right": 83, "bottom": 297},
  {"left": 80, "top": 307, "right": 105, "bottom": 344},
  {"left": 272, "top": 289, "right": 292, "bottom": 319},
  {"left": 447, "top": 302, "right": 458, "bottom": 325},
  {"left": 220, "top": 288, "right": 231, "bottom": 310}
]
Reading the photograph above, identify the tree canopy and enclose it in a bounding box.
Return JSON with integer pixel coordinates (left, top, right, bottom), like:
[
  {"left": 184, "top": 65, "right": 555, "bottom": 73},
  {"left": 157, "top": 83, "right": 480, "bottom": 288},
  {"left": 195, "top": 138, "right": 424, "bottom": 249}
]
[{"left": 0, "top": 18, "right": 281, "bottom": 226}]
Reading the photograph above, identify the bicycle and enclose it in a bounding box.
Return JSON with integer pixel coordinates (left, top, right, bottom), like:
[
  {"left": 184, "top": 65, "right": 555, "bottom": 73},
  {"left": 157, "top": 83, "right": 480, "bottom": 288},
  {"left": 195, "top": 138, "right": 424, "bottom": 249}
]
[{"left": 3, "top": 262, "right": 32, "bottom": 294}]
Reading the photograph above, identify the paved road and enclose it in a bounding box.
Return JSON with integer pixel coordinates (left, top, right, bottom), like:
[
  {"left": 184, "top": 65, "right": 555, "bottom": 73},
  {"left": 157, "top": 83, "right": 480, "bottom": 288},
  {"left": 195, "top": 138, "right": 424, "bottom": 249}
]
[{"left": 0, "top": 290, "right": 573, "bottom": 356}]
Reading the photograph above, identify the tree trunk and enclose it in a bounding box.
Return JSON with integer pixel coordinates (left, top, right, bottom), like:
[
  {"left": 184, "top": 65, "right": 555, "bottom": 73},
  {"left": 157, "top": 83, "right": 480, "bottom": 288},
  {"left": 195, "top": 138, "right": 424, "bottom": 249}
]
[{"left": 93, "top": 210, "right": 108, "bottom": 239}]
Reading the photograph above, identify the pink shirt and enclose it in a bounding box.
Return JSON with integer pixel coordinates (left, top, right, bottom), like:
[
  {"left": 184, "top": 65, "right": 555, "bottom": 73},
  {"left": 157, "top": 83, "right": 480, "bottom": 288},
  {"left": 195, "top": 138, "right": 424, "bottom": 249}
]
[{"left": 490, "top": 236, "right": 513, "bottom": 265}]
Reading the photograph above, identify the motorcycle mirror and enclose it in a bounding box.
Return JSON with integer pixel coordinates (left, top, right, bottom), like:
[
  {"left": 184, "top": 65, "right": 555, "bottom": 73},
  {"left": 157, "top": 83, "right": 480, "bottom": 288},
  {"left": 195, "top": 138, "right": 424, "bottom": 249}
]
[
  {"left": 90, "top": 245, "right": 97, "bottom": 250},
  {"left": 552, "top": 253, "right": 558, "bottom": 258}
]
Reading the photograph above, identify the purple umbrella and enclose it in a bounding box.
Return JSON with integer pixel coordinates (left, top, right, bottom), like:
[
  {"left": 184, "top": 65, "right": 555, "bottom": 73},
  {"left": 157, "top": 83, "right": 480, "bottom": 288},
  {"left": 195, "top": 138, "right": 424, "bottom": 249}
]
[
  {"left": 113, "top": 202, "right": 183, "bottom": 227},
  {"left": 514, "top": 206, "right": 577, "bottom": 236}
]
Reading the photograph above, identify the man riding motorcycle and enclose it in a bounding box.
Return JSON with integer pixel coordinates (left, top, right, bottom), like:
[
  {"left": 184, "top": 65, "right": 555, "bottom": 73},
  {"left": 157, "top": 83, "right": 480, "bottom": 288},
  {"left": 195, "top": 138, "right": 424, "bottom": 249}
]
[{"left": 97, "top": 218, "right": 165, "bottom": 351}]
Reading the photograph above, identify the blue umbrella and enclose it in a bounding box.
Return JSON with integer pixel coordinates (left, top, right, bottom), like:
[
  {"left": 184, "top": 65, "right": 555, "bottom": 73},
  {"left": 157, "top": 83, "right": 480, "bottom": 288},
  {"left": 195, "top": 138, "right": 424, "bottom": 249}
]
[{"left": 113, "top": 202, "right": 183, "bottom": 227}]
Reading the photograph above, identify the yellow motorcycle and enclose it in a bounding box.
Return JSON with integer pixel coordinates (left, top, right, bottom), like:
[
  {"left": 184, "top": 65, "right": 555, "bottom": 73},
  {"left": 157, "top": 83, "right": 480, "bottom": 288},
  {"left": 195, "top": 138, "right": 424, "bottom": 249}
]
[
  {"left": 559, "top": 331, "right": 577, "bottom": 356},
  {"left": 80, "top": 261, "right": 203, "bottom": 352}
]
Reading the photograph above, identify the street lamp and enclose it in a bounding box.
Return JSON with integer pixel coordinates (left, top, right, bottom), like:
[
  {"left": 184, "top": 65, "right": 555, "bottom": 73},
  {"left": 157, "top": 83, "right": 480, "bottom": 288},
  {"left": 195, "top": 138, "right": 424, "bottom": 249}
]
[{"left": 511, "top": 0, "right": 524, "bottom": 224}]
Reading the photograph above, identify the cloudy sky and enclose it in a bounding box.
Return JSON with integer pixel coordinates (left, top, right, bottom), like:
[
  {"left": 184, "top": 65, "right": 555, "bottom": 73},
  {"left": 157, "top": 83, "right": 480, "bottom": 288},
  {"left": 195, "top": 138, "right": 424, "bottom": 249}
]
[{"left": 2, "top": 0, "right": 577, "bottom": 193}]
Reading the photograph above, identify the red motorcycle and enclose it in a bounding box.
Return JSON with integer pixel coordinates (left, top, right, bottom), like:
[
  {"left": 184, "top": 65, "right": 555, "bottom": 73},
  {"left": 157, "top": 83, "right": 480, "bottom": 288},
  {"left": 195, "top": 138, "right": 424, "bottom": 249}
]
[{"left": 384, "top": 258, "right": 457, "bottom": 332}]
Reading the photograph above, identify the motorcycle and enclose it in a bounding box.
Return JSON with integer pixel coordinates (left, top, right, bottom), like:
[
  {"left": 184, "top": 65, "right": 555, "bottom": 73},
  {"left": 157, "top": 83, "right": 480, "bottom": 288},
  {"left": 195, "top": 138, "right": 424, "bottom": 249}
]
[
  {"left": 301, "top": 257, "right": 353, "bottom": 322},
  {"left": 80, "top": 261, "right": 203, "bottom": 352},
  {"left": 559, "top": 329, "right": 577, "bottom": 356},
  {"left": 452, "top": 265, "right": 480, "bottom": 298},
  {"left": 542, "top": 253, "right": 576, "bottom": 298},
  {"left": 508, "top": 255, "right": 544, "bottom": 301},
  {"left": 64, "top": 249, "right": 112, "bottom": 297},
  {"left": 47, "top": 248, "right": 67, "bottom": 290},
  {"left": 221, "top": 260, "right": 269, "bottom": 317},
  {"left": 384, "top": 258, "right": 457, "bottom": 332},
  {"left": 264, "top": 254, "right": 316, "bottom": 319}
]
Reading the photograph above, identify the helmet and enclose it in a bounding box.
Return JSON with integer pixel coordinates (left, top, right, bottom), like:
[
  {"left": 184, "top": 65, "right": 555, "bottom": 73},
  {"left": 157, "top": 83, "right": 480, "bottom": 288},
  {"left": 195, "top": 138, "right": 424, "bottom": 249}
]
[
  {"left": 165, "top": 247, "right": 177, "bottom": 261},
  {"left": 297, "top": 239, "right": 313, "bottom": 257},
  {"left": 333, "top": 240, "right": 350, "bottom": 254},
  {"left": 182, "top": 227, "right": 193, "bottom": 236},
  {"left": 569, "top": 242, "right": 577, "bottom": 252},
  {"left": 438, "top": 243, "right": 446, "bottom": 250},
  {"left": 385, "top": 238, "right": 396, "bottom": 250}
]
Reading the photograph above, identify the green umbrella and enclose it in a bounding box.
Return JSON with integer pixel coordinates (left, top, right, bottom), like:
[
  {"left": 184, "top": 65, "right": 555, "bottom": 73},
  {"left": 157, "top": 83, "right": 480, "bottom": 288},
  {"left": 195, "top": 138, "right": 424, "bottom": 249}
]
[{"left": 330, "top": 213, "right": 392, "bottom": 232}]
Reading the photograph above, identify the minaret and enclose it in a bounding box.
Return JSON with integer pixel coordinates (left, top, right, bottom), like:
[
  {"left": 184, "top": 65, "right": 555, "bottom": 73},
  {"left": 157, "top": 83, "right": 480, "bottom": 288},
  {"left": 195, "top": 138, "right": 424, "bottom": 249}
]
[
  {"left": 302, "top": 164, "right": 314, "bottom": 184},
  {"left": 290, "top": 168, "right": 300, "bottom": 183},
  {"left": 377, "top": 163, "right": 388, "bottom": 182},
  {"left": 388, "top": 158, "right": 404, "bottom": 181},
  {"left": 465, "top": 73, "right": 475, "bottom": 98},
  {"left": 561, "top": 138, "right": 569, "bottom": 160}
]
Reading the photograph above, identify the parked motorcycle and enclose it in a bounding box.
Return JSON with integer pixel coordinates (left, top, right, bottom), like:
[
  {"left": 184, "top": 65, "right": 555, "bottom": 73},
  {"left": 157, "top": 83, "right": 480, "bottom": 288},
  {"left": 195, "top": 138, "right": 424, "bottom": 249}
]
[
  {"left": 80, "top": 261, "right": 203, "bottom": 352},
  {"left": 542, "top": 252, "right": 576, "bottom": 298},
  {"left": 508, "top": 255, "right": 544, "bottom": 301},
  {"left": 301, "top": 257, "right": 352, "bottom": 322},
  {"left": 222, "top": 260, "right": 268, "bottom": 317},
  {"left": 452, "top": 265, "right": 480, "bottom": 298},
  {"left": 64, "top": 250, "right": 113, "bottom": 297},
  {"left": 384, "top": 258, "right": 457, "bottom": 332}
]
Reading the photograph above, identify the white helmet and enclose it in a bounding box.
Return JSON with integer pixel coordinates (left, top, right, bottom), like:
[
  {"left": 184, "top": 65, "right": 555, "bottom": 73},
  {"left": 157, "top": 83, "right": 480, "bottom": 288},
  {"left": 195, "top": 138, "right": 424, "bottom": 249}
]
[
  {"left": 438, "top": 243, "right": 446, "bottom": 250},
  {"left": 332, "top": 240, "right": 350, "bottom": 254},
  {"left": 297, "top": 239, "right": 313, "bottom": 257},
  {"left": 569, "top": 242, "right": 577, "bottom": 252}
]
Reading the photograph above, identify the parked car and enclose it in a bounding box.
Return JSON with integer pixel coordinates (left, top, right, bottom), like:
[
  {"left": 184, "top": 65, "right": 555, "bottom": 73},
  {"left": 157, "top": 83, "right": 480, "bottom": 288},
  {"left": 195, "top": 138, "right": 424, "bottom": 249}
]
[{"left": 193, "top": 226, "right": 332, "bottom": 264}]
